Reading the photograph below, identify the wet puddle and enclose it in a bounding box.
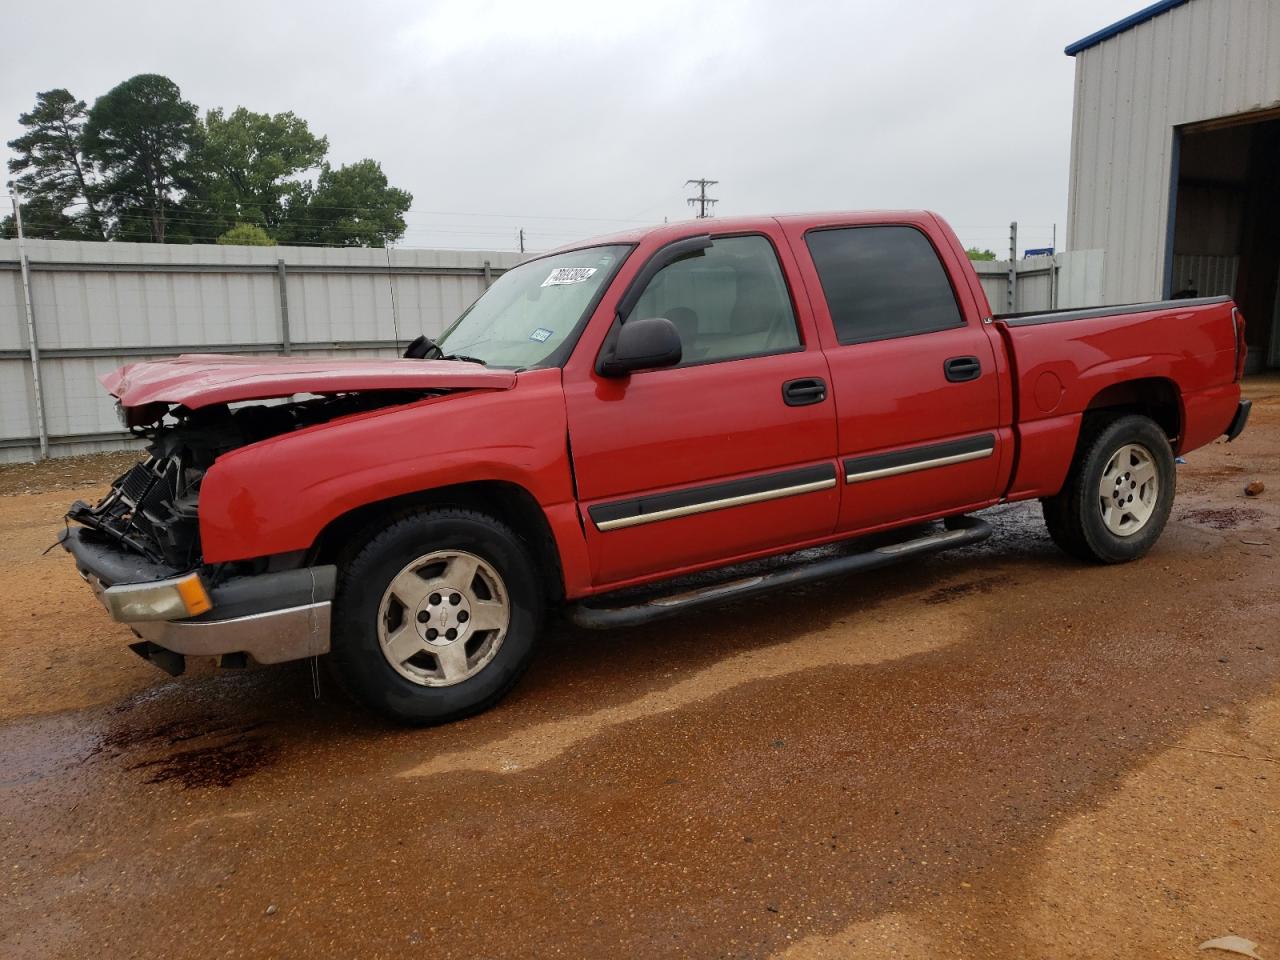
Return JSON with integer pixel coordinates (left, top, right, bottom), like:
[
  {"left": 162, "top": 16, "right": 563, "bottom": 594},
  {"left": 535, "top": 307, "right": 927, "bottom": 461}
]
[
  {"left": 1179, "top": 506, "right": 1265, "bottom": 529},
  {"left": 923, "top": 575, "right": 1005, "bottom": 605},
  {"left": 126, "top": 736, "right": 274, "bottom": 788},
  {"left": 89, "top": 713, "right": 275, "bottom": 789}
]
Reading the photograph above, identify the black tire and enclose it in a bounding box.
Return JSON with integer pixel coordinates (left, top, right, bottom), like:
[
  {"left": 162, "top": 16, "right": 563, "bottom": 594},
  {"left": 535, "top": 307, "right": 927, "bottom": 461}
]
[
  {"left": 1041, "top": 414, "right": 1176, "bottom": 564},
  {"left": 329, "top": 507, "right": 543, "bottom": 724}
]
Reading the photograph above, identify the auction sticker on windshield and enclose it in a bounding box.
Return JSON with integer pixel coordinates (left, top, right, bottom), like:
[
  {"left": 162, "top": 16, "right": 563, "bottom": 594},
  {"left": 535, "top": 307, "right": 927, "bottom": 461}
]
[{"left": 541, "top": 267, "right": 597, "bottom": 287}]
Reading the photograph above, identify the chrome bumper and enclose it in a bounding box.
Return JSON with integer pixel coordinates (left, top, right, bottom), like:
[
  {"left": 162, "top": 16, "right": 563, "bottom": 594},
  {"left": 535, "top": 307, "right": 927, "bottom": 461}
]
[
  {"left": 128, "top": 599, "right": 331, "bottom": 664},
  {"left": 63, "top": 527, "right": 335, "bottom": 671}
]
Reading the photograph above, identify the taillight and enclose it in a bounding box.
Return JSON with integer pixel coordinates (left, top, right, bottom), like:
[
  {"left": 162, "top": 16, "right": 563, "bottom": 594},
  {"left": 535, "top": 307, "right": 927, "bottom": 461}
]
[{"left": 1231, "top": 306, "right": 1247, "bottom": 381}]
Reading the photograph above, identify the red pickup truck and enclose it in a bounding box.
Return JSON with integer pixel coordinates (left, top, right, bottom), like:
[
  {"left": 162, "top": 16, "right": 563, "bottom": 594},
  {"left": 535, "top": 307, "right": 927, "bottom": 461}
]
[{"left": 61, "top": 211, "right": 1251, "bottom": 723}]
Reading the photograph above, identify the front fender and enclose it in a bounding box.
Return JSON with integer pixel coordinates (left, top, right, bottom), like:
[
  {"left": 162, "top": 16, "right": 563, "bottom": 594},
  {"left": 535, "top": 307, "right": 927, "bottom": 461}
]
[{"left": 199, "top": 368, "right": 576, "bottom": 565}]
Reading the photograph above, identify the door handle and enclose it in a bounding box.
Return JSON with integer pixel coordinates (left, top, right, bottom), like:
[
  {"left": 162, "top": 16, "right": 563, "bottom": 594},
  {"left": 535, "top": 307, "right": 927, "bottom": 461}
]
[
  {"left": 944, "top": 356, "right": 982, "bottom": 383},
  {"left": 782, "top": 377, "right": 827, "bottom": 406}
]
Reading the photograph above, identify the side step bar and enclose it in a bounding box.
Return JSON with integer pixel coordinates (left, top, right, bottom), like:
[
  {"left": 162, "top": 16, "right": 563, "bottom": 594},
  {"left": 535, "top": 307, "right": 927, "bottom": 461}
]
[{"left": 567, "top": 515, "right": 992, "bottom": 629}]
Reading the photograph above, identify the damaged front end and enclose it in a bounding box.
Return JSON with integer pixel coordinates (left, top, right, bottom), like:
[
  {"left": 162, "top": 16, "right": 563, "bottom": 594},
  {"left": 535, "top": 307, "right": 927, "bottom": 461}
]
[
  {"left": 63, "top": 391, "right": 428, "bottom": 675},
  {"left": 68, "top": 392, "right": 424, "bottom": 569},
  {"left": 62, "top": 351, "right": 519, "bottom": 678}
]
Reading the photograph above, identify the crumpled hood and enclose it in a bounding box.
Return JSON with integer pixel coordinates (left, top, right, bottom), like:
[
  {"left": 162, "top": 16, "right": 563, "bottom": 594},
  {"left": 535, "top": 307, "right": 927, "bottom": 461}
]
[{"left": 102, "top": 353, "right": 517, "bottom": 409}]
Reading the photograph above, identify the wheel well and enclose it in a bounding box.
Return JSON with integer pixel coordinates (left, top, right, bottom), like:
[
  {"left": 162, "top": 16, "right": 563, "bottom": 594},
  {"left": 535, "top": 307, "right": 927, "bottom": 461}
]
[
  {"left": 1083, "top": 378, "right": 1182, "bottom": 443},
  {"left": 308, "top": 481, "right": 565, "bottom": 604}
]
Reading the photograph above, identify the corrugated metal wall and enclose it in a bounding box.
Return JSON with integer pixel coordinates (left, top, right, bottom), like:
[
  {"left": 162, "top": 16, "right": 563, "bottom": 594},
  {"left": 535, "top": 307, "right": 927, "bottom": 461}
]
[
  {"left": 0, "top": 239, "right": 523, "bottom": 463},
  {"left": 1171, "top": 253, "right": 1240, "bottom": 297},
  {"left": 1065, "top": 0, "right": 1280, "bottom": 303}
]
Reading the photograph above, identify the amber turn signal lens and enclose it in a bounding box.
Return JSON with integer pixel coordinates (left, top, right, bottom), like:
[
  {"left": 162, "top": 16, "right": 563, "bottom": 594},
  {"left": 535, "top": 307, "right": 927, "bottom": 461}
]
[{"left": 176, "top": 574, "right": 212, "bottom": 616}]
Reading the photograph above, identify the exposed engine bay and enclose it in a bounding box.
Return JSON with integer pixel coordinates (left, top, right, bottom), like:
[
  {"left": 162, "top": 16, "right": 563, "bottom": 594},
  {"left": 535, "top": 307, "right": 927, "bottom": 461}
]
[{"left": 67, "top": 392, "right": 428, "bottom": 569}]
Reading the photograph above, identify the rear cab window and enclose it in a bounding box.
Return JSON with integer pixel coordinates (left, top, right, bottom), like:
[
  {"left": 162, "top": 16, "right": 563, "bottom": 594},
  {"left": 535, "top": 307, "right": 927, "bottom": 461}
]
[{"left": 804, "top": 225, "right": 965, "bottom": 345}]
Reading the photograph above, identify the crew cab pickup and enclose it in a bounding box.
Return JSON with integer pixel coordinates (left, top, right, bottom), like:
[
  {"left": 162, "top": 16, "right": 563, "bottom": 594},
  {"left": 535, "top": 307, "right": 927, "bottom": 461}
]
[{"left": 61, "top": 211, "right": 1251, "bottom": 723}]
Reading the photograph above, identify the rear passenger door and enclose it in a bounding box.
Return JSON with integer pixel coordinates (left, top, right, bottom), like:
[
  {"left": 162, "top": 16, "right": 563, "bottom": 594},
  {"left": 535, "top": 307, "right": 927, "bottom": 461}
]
[{"left": 784, "top": 220, "right": 1004, "bottom": 533}]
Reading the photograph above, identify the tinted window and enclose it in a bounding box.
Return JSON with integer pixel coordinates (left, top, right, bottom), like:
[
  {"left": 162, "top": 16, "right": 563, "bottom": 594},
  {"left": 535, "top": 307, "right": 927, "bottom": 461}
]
[
  {"left": 627, "top": 235, "right": 800, "bottom": 365},
  {"left": 805, "top": 226, "right": 964, "bottom": 344}
]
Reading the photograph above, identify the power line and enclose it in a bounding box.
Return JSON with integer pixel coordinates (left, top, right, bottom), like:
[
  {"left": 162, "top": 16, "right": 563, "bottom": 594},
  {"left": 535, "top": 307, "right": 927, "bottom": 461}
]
[
  {"left": 685, "top": 179, "right": 718, "bottom": 219},
  {"left": 12, "top": 210, "right": 537, "bottom": 249},
  {"left": 11, "top": 217, "right": 487, "bottom": 249},
  {"left": 77, "top": 210, "right": 533, "bottom": 238},
  {"left": 36, "top": 199, "right": 658, "bottom": 242},
  {"left": 56, "top": 196, "right": 660, "bottom": 225}
]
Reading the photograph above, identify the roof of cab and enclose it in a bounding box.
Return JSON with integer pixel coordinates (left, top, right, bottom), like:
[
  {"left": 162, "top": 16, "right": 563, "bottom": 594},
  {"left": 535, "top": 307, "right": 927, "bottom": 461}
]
[{"left": 547, "top": 210, "right": 941, "bottom": 254}]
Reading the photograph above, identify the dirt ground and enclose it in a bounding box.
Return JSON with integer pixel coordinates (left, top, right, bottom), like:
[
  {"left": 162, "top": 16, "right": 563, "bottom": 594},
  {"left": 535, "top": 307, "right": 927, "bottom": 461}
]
[
  {"left": 0, "top": 449, "right": 140, "bottom": 497},
  {"left": 1, "top": 378, "right": 1278, "bottom": 960}
]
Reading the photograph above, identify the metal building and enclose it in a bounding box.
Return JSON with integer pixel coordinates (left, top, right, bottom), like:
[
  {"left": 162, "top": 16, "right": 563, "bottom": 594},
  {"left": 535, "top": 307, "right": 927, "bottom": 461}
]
[{"left": 1064, "top": 0, "right": 1280, "bottom": 369}]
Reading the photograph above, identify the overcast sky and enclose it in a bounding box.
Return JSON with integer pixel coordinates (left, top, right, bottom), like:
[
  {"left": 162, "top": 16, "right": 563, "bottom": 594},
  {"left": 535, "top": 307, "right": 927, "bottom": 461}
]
[{"left": 4, "top": 0, "right": 1129, "bottom": 255}]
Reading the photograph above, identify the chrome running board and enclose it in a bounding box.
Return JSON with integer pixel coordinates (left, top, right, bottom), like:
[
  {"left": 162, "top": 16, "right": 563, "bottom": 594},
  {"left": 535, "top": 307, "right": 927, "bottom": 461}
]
[{"left": 566, "top": 515, "right": 992, "bottom": 629}]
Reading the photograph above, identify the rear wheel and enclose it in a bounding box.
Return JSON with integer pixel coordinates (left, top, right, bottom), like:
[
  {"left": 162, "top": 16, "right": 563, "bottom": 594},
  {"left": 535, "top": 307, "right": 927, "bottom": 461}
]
[
  {"left": 330, "top": 508, "right": 543, "bottom": 724},
  {"left": 1041, "top": 414, "right": 1175, "bottom": 564}
]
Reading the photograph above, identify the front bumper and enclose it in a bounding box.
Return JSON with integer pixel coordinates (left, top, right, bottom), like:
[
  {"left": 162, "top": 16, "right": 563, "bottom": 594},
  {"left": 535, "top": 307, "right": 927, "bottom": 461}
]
[
  {"left": 60, "top": 527, "right": 336, "bottom": 674},
  {"left": 1225, "top": 398, "right": 1251, "bottom": 442}
]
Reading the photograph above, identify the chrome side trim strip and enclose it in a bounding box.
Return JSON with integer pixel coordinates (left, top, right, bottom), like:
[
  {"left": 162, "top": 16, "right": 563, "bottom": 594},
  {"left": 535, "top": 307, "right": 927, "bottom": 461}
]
[
  {"left": 595, "top": 477, "right": 837, "bottom": 531},
  {"left": 845, "top": 445, "right": 994, "bottom": 484}
]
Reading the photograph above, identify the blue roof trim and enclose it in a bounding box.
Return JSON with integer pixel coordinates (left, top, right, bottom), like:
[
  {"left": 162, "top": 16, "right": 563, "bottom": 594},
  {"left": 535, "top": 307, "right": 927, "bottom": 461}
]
[{"left": 1065, "top": 0, "right": 1191, "bottom": 56}]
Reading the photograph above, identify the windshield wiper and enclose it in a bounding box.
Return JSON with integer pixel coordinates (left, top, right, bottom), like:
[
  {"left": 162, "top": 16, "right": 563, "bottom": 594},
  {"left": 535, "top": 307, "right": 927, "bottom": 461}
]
[{"left": 441, "top": 354, "right": 488, "bottom": 365}]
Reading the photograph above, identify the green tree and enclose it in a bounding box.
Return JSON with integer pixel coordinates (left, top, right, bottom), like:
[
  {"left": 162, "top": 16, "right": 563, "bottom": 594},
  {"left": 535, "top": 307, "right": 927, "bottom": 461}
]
[
  {"left": 216, "top": 222, "right": 276, "bottom": 245},
  {"left": 282, "top": 159, "right": 411, "bottom": 247},
  {"left": 8, "top": 76, "right": 413, "bottom": 247},
  {"left": 83, "top": 74, "right": 202, "bottom": 242},
  {"left": 5, "top": 89, "right": 107, "bottom": 240},
  {"left": 194, "top": 107, "right": 327, "bottom": 236},
  {"left": 965, "top": 247, "right": 997, "bottom": 261}
]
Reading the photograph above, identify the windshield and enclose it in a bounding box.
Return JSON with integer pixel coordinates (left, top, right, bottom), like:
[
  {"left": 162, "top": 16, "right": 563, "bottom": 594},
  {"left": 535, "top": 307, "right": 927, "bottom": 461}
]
[{"left": 433, "top": 245, "right": 631, "bottom": 368}]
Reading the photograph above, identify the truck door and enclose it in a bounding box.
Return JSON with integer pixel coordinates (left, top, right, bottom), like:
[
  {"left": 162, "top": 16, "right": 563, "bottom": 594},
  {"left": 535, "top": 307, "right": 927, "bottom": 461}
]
[
  {"left": 782, "top": 219, "right": 1004, "bottom": 533},
  {"left": 563, "top": 229, "right": 839, "bottom": 587}
]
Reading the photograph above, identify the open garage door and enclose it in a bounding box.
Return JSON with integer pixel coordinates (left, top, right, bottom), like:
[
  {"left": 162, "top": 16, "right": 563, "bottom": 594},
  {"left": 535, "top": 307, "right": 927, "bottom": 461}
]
[{"left": 1169, "top": 109, "right": 1280, "bottom": 371}]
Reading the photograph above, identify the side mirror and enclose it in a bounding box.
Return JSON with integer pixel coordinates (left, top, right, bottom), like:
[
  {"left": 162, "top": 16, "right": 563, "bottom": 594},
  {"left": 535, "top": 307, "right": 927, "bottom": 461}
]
[{"left": 598, "top": 317, "right": 682, "bottom": 377}]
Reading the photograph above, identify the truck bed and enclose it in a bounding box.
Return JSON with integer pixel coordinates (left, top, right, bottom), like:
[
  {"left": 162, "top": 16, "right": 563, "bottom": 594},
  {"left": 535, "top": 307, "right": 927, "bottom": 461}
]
[
  {"left": 993, "top": 293, "right": 1243, "bottom": 500},
  {"left": 995, "top": 294, "right": 1231, "bottom": 326}
]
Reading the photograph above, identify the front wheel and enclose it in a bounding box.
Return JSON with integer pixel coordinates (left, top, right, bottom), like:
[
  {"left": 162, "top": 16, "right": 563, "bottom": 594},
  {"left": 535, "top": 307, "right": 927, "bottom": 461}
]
[
  {"left": 330, "top": 508, "right": 543, "bottom": 724},
  {"left": 1041, "top": 414, "right": 1176, "bottom": 564}
]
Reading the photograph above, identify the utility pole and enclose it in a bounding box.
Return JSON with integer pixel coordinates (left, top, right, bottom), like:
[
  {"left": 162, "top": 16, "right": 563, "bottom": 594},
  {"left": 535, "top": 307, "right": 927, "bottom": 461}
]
[
  {"left": 518, "top": 228, "right": 525, "bottom": 254},
  {"left": 685, "top": 179, "right": 718, "bottom": 218},
  {"left": 1050, "top": 223, "right": 1059, "bottom": 309},
  {"left": 1007, "top": 221, "right": 1018, "bottom": 314},
  {"left": 8, "top": 191, "right": 48, "bottom": 459}
]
